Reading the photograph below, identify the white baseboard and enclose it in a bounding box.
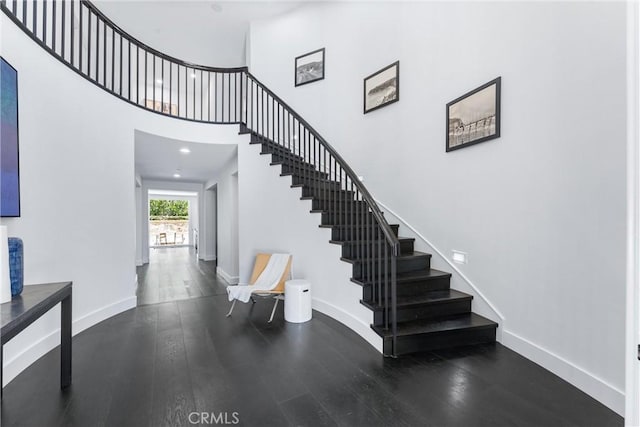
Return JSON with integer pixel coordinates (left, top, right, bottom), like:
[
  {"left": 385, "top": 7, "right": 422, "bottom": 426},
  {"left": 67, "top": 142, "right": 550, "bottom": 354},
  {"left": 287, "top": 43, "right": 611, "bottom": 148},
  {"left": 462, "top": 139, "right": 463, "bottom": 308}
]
[
  {"left": 201, "top": 254, "right": 217, "bottom": 261},
  {"left": 311, "top": 298, "right": 383, "bottom": 353},
  {"left": 216, "top": 267, "right": 238, "bottom": 285},
  {"left": 376, "top": 198, "right": 624, "bottom": 415},
  {"left": 2, "top": 329, "right": 60, "bottom": 387},
  {"left": 502, "top": 329, "right": 624, "bottom": 416},
  {"left": 135, "top": 258, "right": 143, "bottom": 267},
  {"left": 2, "top": 295, "right": 137, "bottom": 387},
  {"left": 73, "top": 295, "right": 137, "bottom": 335}
]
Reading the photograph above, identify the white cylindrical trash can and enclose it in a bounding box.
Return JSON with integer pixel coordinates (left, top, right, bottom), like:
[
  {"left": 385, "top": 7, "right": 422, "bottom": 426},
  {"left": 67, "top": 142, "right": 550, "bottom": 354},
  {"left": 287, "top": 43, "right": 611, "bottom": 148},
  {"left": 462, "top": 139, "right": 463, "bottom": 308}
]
[{"left": 284, "top": 279, "right": 312, "bottom": 323}]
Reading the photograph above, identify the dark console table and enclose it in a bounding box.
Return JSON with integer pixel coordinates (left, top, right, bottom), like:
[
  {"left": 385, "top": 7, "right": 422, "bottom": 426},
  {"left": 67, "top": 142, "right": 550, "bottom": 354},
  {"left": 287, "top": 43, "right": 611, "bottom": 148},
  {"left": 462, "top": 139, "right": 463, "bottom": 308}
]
[{"left": 1, "top": 282, "right": 72, "bottom": 398}]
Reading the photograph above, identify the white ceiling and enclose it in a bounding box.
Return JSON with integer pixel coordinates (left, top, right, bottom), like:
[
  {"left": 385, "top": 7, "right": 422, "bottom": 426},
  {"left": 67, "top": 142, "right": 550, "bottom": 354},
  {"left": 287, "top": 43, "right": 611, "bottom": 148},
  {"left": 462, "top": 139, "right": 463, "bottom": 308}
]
[
  {"left": 93, "top": 1, "right": 306, "bottom": 67},
  {"left": 106, "top": 1, "right": 307, "bottom": 182},
  {"left": 135, "top": 130, "right": 237, "bottom": 183}
]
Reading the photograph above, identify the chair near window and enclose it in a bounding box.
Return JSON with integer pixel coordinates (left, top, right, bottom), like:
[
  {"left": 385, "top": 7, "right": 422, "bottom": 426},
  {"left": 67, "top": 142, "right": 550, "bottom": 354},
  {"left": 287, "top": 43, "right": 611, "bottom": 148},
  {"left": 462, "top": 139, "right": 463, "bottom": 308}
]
[{"left": 158, "top": 233, "right": 168, "bottom": 245}]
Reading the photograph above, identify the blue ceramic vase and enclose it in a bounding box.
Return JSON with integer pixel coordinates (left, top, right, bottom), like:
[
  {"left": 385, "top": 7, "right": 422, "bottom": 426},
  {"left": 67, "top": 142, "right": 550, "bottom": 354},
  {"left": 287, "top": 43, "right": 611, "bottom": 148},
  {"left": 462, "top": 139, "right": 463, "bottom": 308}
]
[{"left": 8, "top": 237, "right": 23, "bottom": 296}]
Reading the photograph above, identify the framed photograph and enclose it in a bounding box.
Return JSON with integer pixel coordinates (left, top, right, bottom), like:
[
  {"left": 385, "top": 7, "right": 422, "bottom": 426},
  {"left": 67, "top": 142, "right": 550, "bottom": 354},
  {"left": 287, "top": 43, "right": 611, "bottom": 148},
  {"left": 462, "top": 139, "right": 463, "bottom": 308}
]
[
  {"left": 1, "top": 57, "right": 21, "bottom": 217},
  {"left": 364, "top": 61, "right": 399, "bottom": 114},
  {"left": 446, "top": 77, "right": 501, "bottom": 152},
  {"left": 295, "top": 48, "right": 325, "bottom": 87}
]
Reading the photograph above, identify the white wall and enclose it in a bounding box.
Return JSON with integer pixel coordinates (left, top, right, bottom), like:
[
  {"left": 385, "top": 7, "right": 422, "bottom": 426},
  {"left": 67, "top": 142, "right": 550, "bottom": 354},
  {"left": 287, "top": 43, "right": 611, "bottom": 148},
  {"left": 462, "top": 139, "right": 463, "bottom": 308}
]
[
  {"left": 248, "top": 1, "right": 627, "bottom": 414},
  {"left": 237, "top": 139, "right": 383, "bottom": 350},
  {"left": 135, "top": 176, "right": 143, "bottom": 266},
  {"left": 0, "top": 14, "right": 244, "bottom": 386},
  {"left": 211, "top": 157, "right": 240, "bottom": 283},
  {"left": 626, "top": 2, "right": 640, "bottom": 426}
]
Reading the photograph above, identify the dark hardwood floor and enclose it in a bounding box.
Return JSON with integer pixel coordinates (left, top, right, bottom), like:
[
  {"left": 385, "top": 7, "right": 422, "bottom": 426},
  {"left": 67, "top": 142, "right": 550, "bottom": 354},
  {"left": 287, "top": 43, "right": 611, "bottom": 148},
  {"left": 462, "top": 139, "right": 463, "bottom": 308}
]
[
  {"left": 136, "top": 246, "right": 227, "bottom": 306},
  {"left": 1, "top": 249, "right": 623, "bottom": 426}
]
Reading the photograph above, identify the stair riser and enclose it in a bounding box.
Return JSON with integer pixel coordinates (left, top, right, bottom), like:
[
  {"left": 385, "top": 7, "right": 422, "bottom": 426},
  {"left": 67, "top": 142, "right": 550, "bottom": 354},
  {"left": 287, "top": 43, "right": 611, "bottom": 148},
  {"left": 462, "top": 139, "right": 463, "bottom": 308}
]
[
  {"left": 340, "top": 240, "right": 414, "bottom": 258},
  {"left": 260, "top": 142, "right": 307, "bottom": 161},
  {"left": 298, "top": 181, "right": 344, "bottom": 192},
  {"left": 270, "top": 153, "right": 317, "bottom": 168},
  {"left": 351, "top": 256, "right": 431, "bottom": 280},
  {"left": 372, "top": 300, "right": 472, "bottom": 327},
  {"left": 311, "top": 199, "right": 367, "bottom": 211},
  {"left": 383, "top": 327, "right": 497, "bottom": 356},
  {"left": 261, "top": 145, "right": 299, "bottom": 157},
  {"left": 303, "top": 191, "right": 357, "bottom": 202},
  {"left": 362, "top": 276, "right": 449, "bottom": 301},
  {"left": 259, "top": 143, "right": 299, "bottom": 157},
  {"left": 301, "top": 186, "right": 353, "bottom": 199},
  {"left": 290, "top": 175, "right": 334, "bottom": 186},
  {"left": 255, "top": 136, "right": 297, "bottom": 148},
  {"left": 320, "top": 212, "right": 384, "bottom": 226},
  {"left": 280, "top": 163, "right": 326, "bottom": 178},
  {"left": 251, "top": 134, "right": 277, "bottom": 144},
  {"left": 330, "top": 225, "right": 399, "bottom": 241},
  {"left": 270, "top": 152, "right": 307, "bottom": 164}
]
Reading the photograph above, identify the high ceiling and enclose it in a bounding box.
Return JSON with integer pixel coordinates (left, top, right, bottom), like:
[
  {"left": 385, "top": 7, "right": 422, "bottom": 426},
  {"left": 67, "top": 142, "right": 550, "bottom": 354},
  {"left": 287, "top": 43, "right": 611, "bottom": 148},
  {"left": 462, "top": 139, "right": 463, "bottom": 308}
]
[
  {"left": 134, "top": 130, "right": 237, "bottom": 183},
  {"left": 104, "top": 1, "right": 308, "bottom": 184},
  {"left": 93, "top": 1, "right": 306, "bottom": 68}
]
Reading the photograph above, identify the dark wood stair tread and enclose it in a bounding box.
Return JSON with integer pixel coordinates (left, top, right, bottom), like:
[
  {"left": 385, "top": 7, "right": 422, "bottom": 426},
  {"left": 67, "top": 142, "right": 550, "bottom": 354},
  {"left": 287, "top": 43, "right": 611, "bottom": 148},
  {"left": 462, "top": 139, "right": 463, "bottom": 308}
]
[
  {"left": 361, "top": 289, "right": 472, "bottom": 310},
  {"left": 372, "top": 313, "right": 497, "bottom": 338},
  {"left": 340, "top": 251, "right": 431, "bottom": 264},
  {"left": 319, "top": 224, "right": 399, "bottom": 229},
  {"left": 329, "top": 237, "right": 414, "bottom": 246},
  {"left": 271, "top": 160, "right": 317, "bottom": 169},
  {"left": 351, "top": 268, "right": 451, "bottom": 286},
  {"left": 310, "top": 209, "right": 365, "bottom": 214},
  {"left": 291, "top": 182, "right": 341, "bottom": 188}
]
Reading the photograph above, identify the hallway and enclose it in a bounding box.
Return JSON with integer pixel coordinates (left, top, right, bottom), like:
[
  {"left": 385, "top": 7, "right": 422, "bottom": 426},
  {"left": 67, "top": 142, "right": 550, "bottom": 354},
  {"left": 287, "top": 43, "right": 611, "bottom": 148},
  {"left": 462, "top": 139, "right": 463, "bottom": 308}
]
[{"left": 136, "top": 246, "right": 228, "bottom": 305}]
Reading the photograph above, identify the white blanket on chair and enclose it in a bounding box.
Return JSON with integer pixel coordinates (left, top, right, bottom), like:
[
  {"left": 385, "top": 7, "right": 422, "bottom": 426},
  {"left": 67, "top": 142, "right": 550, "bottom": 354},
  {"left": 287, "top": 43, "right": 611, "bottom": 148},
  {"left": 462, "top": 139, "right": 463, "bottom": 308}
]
[{"left": 226, "top": 253, "right": 290, "bottom": 303}]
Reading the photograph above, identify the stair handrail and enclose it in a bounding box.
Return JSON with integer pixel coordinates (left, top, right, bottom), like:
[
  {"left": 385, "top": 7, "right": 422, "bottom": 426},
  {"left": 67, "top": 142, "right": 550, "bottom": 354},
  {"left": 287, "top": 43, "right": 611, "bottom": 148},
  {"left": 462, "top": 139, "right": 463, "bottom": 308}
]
[{"left": 244, "top": 72, "right": 401, "bottom": 255}]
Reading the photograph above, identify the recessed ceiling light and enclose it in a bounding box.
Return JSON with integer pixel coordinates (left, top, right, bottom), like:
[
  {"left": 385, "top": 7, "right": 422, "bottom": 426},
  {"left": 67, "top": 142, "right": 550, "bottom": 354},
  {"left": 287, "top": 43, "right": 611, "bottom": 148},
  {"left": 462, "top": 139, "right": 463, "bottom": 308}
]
[
  {"left": 156, "top": 79, "right": 163, "bottom": 84},
  {"left": 180, "top": 148, "right": 191, "bottom": 154},
  {"left": 173, "top": 173, "right": 181, "bottom": 178}
]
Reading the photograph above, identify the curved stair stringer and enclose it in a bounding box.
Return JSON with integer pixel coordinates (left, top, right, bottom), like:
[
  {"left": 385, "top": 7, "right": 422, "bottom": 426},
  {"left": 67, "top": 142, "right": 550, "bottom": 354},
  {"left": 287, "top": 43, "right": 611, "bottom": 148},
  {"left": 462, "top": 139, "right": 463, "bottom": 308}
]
[{"left": 237, "top": 131, "right": 384, "bottom": 353}]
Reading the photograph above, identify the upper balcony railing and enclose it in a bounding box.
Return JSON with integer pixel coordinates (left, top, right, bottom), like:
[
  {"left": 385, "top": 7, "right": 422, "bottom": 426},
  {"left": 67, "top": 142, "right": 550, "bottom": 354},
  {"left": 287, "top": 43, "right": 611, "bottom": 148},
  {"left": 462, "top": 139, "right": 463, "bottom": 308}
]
[
  {"left": 1, "top": 0, "right": 245, "bottom": 123},
  {"left": 1, "top": 0, "right": 401, "bottom": 355}
]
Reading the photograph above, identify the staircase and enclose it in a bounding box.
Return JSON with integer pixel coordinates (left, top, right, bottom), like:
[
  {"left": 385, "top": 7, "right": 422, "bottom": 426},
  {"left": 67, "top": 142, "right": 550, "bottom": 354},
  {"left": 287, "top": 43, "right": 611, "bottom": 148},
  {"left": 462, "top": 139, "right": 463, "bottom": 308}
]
[
  {"left": 1, "top": 0, "right": 498, "bottom": 357},
  {"left": 243, "top": 128, "right": 498, "bottom": 356}
]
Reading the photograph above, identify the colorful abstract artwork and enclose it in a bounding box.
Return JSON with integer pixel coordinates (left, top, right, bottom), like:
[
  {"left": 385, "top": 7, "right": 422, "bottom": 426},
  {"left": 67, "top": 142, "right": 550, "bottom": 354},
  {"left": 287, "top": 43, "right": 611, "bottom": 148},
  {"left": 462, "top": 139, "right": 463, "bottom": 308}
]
[{"left": 1, "top": 57, "right": 20, "bottom": 217}]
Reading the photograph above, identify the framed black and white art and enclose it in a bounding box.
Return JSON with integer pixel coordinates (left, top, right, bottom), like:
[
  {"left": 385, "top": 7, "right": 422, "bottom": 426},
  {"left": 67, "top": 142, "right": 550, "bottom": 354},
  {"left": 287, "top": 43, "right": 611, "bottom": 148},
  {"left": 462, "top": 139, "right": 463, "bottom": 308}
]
[
  {"left": 446, "top": 77, "right": 501, "bottom": 152},
  {"left": 363, "top": 61, "right": 399, "bottom": 114},
  {"left": 295, "top": 48, "right": 325, "bottom": 87}
]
